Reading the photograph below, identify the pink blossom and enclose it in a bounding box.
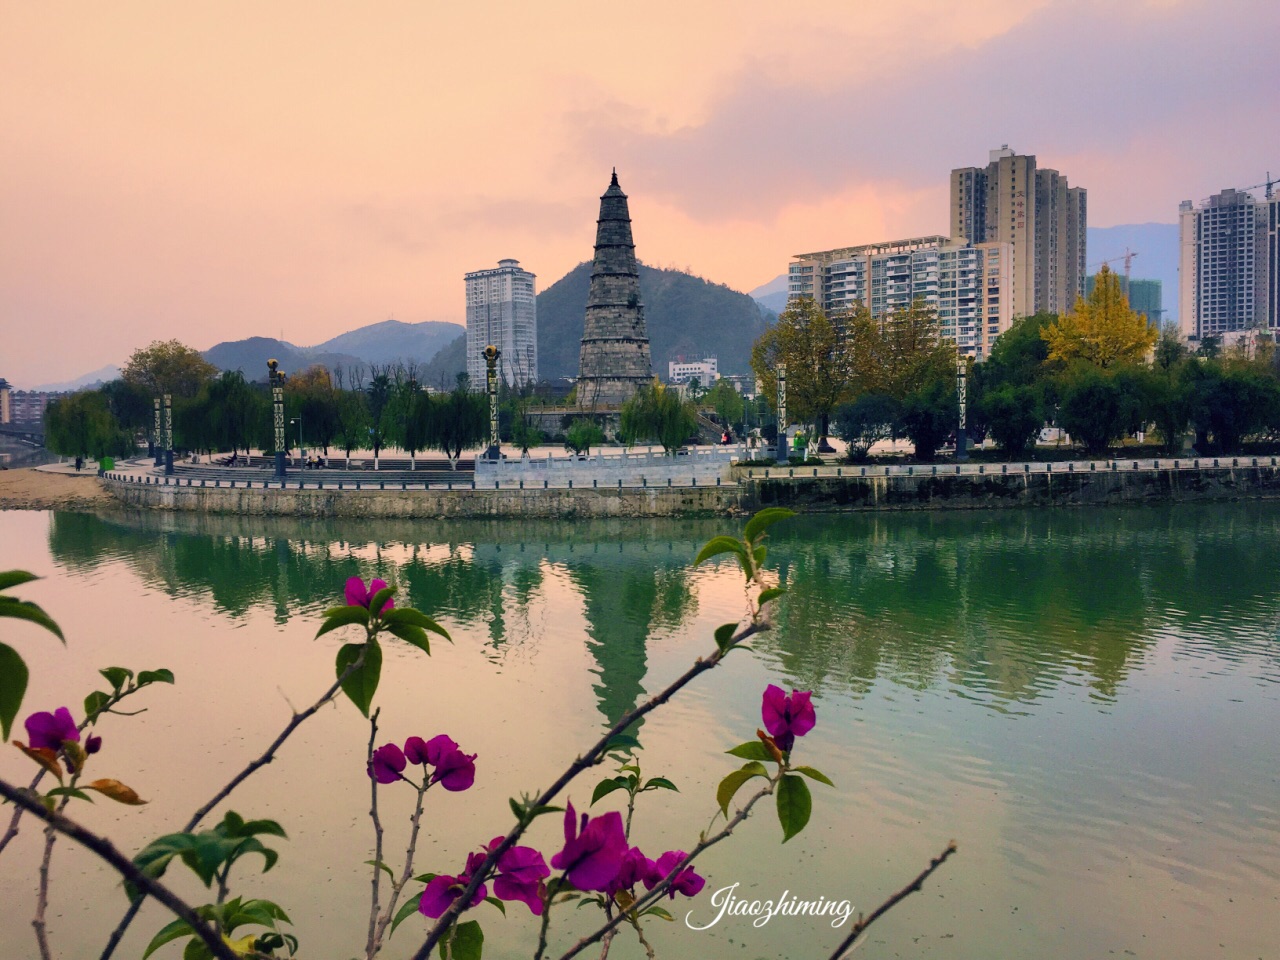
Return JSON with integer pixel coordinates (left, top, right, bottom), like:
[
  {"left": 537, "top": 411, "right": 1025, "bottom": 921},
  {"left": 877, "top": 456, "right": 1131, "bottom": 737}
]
[
  {"left": 761, "top": 684, "right": 816, "bottom": 753},
  {"left": 550, "top": 801, "right": 628, "bottom": 892},
  {"left": 345, "top": 577, "right": 395, "bottom": 614}
]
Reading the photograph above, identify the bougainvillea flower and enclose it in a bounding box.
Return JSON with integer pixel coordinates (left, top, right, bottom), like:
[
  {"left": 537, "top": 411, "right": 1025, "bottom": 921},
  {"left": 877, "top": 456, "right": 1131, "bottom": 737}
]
[
  {"left": 422, "top": 734, "right": 458, "bottom": 765},
  {"left": 418, "top": 851, "right": 488, "bottom": 918},
  {"left": 25, "top": 708, "right": 79, "bottom": 751},
  {"left": 403, "top": 736, "right": 430, "bottom": 765},
  {"left": 367, "top": 743, "right": 407, "bottom": 784},
  {"left": 646, "top": 850, "right": 706, "bottom": 899},
  {"left": 85, "top": 734, "right": 102, "bottom": 755},
  {"left": 761, "top": 684, "right": 816, "bottom": 753},
  {"left": 430, "top": 744, "right": 477, "bottom": 792},
  {"left": 344, "top": 577, "right": 395, "bottom": 614},
  {"left": 605, "top": 846, "right": 659, "bottom": 898},
  {"left": 550, "top": 801, "right": 628, "bottom": 891},
  {"left": 487, "top": 837, "right": 550, "bottom": 915}
]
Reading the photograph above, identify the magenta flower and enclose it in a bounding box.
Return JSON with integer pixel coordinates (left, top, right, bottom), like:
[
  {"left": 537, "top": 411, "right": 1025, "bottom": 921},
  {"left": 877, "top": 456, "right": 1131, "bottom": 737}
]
[
  {"left": 85, "top": 734, "right": 102, "bottom": 755},
  {"left": 487, "top": 837, "right": 551, "bottom": 915},
  {"left": 367, "top": 743, "right": 407, "bottom": 784},
  {"left": 403, "top": 736, "right": 430, "bottom": 765},
  {"left": 431, "top": 745, "right": 477, "bottom": 792},
  {"left": 761, "top": 684, "right": 816, "bottom": 753},
  {"left": 423, "top": 733, "right": 458, "bottom": 765},
  {"left": 550, "top": 801, "right": 628, "bottom": 891},
  {"left": 418, "top": 851, "right": 488, "bottom": 919},
  {"left": 345, "top": 577, "right": 395, "bottom": 614},
  {"left": 645, "top": 850, "right": 706, "bottom": 899},
  {"left": 25, "top": 708, "right": 79, "bottom": 751},
  {"left": 605, "top": 846, "right": 659, "bottom": 898}
]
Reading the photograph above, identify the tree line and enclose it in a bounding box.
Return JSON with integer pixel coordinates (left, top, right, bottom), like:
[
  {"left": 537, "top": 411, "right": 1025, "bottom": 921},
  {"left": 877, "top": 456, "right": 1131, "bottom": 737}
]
[{"left": 749, "top": 266, "right": 1280, "bottom": 461}]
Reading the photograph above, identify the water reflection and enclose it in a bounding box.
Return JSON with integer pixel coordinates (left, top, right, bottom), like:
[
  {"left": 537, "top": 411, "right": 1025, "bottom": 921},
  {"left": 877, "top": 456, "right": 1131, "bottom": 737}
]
[{"left": 47, "top": 505, "right": 1280, "bottom": 722}]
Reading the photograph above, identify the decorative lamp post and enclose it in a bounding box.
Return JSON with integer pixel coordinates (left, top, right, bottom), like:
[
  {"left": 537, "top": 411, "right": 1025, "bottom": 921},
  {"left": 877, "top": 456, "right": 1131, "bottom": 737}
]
[
  {"left": 153, "top": 398, "right": 163, "bottom": 466},
  {"left": 483, "top": 345, "right": 501, "bottom": 460},
  {"left": 956, "top": 351, "right": 969, "bottom": 463},
  {"left": 163, "top": 393, "right": 174, "bottom": 475},
  {"left": 775, "top": 361, "right": 788, "bottom": 462},
  {"left": 268, "top": 359, "right": 287, "bottom": 479}
]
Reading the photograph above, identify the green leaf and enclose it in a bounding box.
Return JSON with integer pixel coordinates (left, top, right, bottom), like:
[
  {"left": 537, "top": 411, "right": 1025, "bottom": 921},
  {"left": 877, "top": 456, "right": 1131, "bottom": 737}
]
[
  {"left": 315, "top": 605, "right": 370, "bottom": 639},
  {"left": 336, "top": 640, "right": 381, "bottom": 717},
  {"left": 365, "top": 859, "right": 395, "bottom": 881},
  {"left": 369, "top": 586, "right": 396, "bottom": 617},
  {"left": 693, "top": 536, "right": 747, "bottom": 568},
  {"left": 509, "top": 797, "right": 525, "bottom": 821},
  {"left": 643, "top": 777, "right": 678, "bottom": 792},
  {"left": 725, "top": 741, "right": 773, "bottom": 763},
  {"left": 0, "top": 570, "right": 40, "bottom": 592},
  {"left": 100, "top": 667, "right": 133, "bottom": 691},
  {"left": 383, "top": 607, "right": 452, "bottom": 642},
  {"left": 0, "top": 597, "right": 65, "bottom": 642},
  {"left": 143, "top": 916, "right": 195, "bottom": 959},
  {"left": 450, "top": 920, "right": 484, "bottom": 960},
  {"left": 483, "top": 895, "right": 506, "bottom": 916},
  {"left": 390, "top": 893, "right": 422, "bottom": 938},
  {"left": 137, "top": 669, "right": 175, "bottom": 686},
  {"left": 753, "top": 544, "right": 767, "bottom": 569},
  {"left": 591, "top": 777, "right": 629, "bottom": 805},
  {"left": 45, "top": 786, "right": 93, "bottom": 803},
  {"left": 231, "top": 817, "right": 286, "bottom": 839},
  {"left": 83, "top": 690, "right": 112, "bottom": 723},
  {"left": 776, "top": 773, "right": 812, "bottom": 842},
  {"left": 527, "top": 804, "right": 563, "bottom": 820},
  {"left": 757, "top": 587, "right": 787, "bottom": 606},
  {"left": 792, "top": 765, "right": 835, "bottom": 787},
  {"left": 130, "top": 834, "right": 200, "bottom": 902},
  {"left": 642, "top": 905, "right": 674, "bottom": 921},
  {"left": 716, "top": 761, "right": 767, "bottom": 816},
  {"left": 713, "top": 622, "right": 738, "bottom": 654},
  {"left": 225, "top": 898, "right": 291, "bottom": 930},
  {"left": 743, "top": 507, "right": 796, "bottom": 544},
  {"left": 385, "top": 621, "right": 430, "bottom": 655},
  {"left": 0, "top": 641, "right": 28, "bottom": 741}
]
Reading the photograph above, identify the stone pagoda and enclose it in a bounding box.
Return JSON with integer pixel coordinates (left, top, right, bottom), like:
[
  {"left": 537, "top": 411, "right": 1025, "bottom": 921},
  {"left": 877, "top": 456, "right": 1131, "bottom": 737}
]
[{"left": 576, "top": 170, "right": 652, "bottom": 408}]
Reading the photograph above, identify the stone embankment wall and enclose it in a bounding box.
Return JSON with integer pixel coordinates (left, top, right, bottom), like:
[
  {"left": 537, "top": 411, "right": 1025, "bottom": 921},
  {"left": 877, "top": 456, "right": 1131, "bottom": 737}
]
[
  {"left": 105, "top": 478, "right": 735, "bottom": 519},
  {"left": 103, "top": 460, "right": 1280, "bottom": 518}
]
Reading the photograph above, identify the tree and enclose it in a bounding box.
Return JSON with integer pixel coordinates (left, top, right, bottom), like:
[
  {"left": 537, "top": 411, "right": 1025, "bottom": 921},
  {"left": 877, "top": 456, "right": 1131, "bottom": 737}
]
[
  {"left": 833, "top": 393, "right": 900, "bottom": 462},
  {"left": 619, "top": 380, "right": 698, "bottom": 454},
  {"left": 896, "top": 375, "right": 957, "bottom": 461},
  {"left": 1184, "top": 362, "right": 1280, "bottom": 454},
  {"left": 426, "top": 388, "right": 487, "bottom": 469},
  {"left": 1042, "top": 266, "right": 1157, "bottom": 368},
  {"left": 704, "top": 379, "right": 745, "bottom": 433},
  {"left": 207, "top": 371, "right": 264, "bottom": 454},
  {"left": 1056, "top": 365, "right": 1145, "bottom": 456},
  {"left": 750, "top": 297, "right": 857, "bottom": 445},
  {"left": 335, "top": 390, "right": 371, "bottom": 464},
  {"left": 564, "top": 420, "right": 604, "bottom": 456},
  {"left": 44, "top": 391, "right": 124, "bottom": 461},
  {"left": 121, "top": 340, "right": 218, "bottom": 399},
  {"left": 980, "top": 385, "right": 1045, "bottom": 459},
  {"left": 286, "top": 366, "right": 340, "bottom": 455},
  {"left": 869, "top": 300, "right": 955, "bottom": 402},
  {"left": 99, "top": 379, "right": 153, "bottom": 448},
  {"left": 366, "top": 373, "right": 393, "bottom": 463}
]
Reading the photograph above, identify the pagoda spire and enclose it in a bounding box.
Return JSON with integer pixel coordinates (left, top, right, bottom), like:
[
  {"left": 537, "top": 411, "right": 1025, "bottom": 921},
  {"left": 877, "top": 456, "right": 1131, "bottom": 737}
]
[{"left": 575, "top": 171, "right": 653, "bottom": 408}]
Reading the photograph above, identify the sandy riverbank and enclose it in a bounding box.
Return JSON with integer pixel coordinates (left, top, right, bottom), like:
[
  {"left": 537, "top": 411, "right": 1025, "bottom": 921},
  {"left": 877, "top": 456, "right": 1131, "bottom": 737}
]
[{"left": 0, "top": 468, "right": 116, "bottom": 511}]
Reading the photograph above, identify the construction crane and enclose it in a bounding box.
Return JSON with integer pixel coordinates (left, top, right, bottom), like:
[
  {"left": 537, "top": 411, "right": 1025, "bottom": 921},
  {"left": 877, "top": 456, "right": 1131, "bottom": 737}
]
[
  {"left": 1089, "top": 248, "right": 1138, "bottom": 292},
  {"left": 1198, "top": 172, "right": 1278, "bottom": 204}
]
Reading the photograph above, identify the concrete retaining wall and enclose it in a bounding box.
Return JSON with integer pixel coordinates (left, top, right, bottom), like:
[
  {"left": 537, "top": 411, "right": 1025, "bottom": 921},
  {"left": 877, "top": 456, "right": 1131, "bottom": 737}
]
[{"left": 474, "top": 446, "right": 744, "bottom": 486}]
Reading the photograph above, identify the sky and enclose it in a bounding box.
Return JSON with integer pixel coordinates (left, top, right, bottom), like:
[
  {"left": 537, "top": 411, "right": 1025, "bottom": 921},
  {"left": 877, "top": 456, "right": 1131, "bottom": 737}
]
[{"left": 2, "top": 0, "right": 1278, "bottom": 387}]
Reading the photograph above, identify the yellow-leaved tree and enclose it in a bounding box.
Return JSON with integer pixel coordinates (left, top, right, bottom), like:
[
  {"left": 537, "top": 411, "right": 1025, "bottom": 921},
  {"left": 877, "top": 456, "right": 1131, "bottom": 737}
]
[{"left": 1042, "top": 265, "right": 1157, "bottom": 367}]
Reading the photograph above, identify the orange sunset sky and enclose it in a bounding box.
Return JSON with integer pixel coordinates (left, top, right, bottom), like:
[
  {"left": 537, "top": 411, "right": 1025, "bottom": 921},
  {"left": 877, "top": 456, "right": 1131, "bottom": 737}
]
[{"left": 2, "top": 0, "right": 1278, "bottom": 386}]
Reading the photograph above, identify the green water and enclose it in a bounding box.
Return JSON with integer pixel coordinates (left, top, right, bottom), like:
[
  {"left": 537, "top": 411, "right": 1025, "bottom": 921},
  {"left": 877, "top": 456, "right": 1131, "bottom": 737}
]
[{"left": 1, "top": 506, "right": 1278, "bottom": 959}]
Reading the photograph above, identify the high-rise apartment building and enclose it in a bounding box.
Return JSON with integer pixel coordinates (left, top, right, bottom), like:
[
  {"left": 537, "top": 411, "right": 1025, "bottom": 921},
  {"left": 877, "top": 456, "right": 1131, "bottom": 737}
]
[
  {"left": 788, "top": 235, "right": 1013, "bottom": 358},
  {"left": 1086, "top": 276, "right": 1163, "bottom": 325},
  {"left": 1178, "top": 189, "right": 1279, "bottom": 340},
  {"left": 465, "top": 259, "right": 538, "bottom": 388},
  {"left": 950, "top": 146, "right": 1086, "bottom": 318}
]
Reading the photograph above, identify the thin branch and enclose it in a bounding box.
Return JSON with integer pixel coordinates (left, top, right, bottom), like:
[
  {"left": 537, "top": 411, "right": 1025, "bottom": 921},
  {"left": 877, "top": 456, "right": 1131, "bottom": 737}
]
[
  {"left": 0, "top": 776, "right": 239, "bottom": 960},
  {"left": 825, "top": 842, "right": 958, "bottom": 960},
  {"left": 100, "top": 651, "right": 367, "bottom": 960},
  {"left": 34, "top": 814, "right": 58, "bottom": 960},
  {"left": 406, "top": 621, "right": 766, "bottom": 960},
  {"left": 0, "top": 769, "right": 44, "bottom": 858},
  {"left": 369, "top": 777, "right": 430, "bottom": 955},
  {"left": 365, "top": 710, "right": 384, "bottom": 959}
]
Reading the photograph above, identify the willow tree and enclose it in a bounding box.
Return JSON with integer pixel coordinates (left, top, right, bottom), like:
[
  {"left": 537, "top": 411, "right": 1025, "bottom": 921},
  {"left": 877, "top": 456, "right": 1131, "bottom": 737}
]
[
  {"left": 1042, "top": 265, "right": 1157, "bottom": 368},
  {"left": 619, "top": 379, "right": 698, "bottom": 454}
]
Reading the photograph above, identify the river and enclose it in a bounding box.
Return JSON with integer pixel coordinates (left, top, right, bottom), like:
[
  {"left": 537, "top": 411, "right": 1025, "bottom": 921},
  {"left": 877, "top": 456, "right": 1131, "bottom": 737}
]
[{"left": 1, "top": 505, "right": 1277, "bottom": 959}]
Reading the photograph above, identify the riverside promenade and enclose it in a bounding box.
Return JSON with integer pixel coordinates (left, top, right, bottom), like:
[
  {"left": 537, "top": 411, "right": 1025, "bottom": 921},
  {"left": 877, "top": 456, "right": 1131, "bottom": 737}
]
[{"left": 95, "top": 449, "right": 1280, "bottom": 518}]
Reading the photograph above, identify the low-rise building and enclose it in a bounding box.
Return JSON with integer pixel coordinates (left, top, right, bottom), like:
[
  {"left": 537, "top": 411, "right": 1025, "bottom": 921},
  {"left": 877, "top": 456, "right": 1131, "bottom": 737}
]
[{"left": 668, "top": 358, "right": 719, "bottom": 384}]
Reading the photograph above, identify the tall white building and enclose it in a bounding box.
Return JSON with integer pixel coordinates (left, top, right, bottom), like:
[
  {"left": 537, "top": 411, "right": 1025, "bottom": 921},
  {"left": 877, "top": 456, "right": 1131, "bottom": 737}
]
[
  {"left": 1178, "top": 189, "right": 1280, "bottom": 341},
  {"left": 465, "top": 259, "right": 538, "bottom": 388},
  {"left": 788, "top": 236, "right": 1013, "bottom": 358}
]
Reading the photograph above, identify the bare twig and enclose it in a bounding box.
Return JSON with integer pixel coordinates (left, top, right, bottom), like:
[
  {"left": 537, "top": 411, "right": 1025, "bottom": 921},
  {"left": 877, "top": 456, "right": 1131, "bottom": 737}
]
[
  {"left": 407, "top": 621, "right": 766, "bottom": 960},
  {"left": 365, "top": 710, "right": 384, "bottom": 958},
  {"left": 33, "top": 815, "right": 58, "bottom": 960},
  {"left": 0, "top": 776, "right": 239, "bottom": 960},
  {"left": 368, "top": 776, "right": 430, "bottom": 955},
  {"left": 0, "top": 769, "right": 44, "bottom": 859},
  {"left": 825, "top": 842, "right": 958, "bottom": 960}
]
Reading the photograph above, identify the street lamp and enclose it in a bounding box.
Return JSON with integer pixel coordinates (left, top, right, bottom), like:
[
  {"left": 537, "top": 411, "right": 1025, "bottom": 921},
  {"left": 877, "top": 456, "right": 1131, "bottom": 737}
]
[
  {"left": 163, "top": 393, "right": 174, "bottom": 475},
  {"left": 775, "top": 362, "right": 788, "bottom": 462},
  {"left": 290, "top": 416, "right": 303, "bottom": 456},
  {"left": 956, "top": 351, "right": 969, "bottom": 463},
  {"left": 153, "top": 398, "right": 163, "bottom": 467},
  {"left": 267, "top": 359, "right": 287, "bottom": 479},
  {"left": 483, "top": 345, "right": 501, "bottom": 460}
]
